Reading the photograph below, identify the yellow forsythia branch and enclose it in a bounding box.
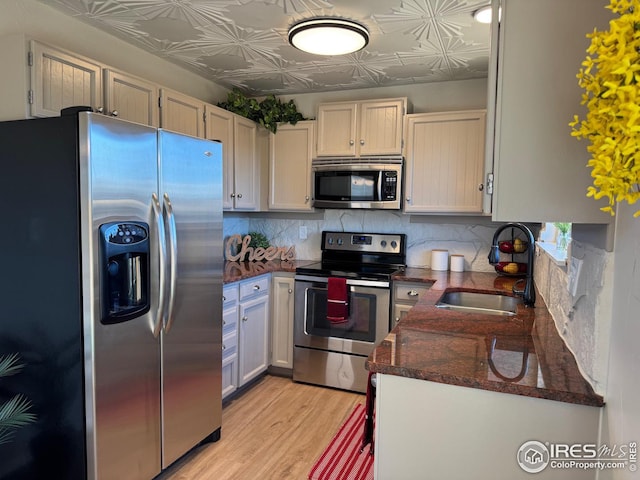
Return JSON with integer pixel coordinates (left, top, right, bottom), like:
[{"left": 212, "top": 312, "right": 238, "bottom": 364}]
[{"left": 570, "top": 0, "right": 640, "bottom": 217}]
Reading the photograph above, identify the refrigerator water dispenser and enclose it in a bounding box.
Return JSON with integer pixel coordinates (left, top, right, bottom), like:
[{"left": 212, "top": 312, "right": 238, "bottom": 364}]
[{"left": 99, "top": 221, "right": 150, "bottom": 324}]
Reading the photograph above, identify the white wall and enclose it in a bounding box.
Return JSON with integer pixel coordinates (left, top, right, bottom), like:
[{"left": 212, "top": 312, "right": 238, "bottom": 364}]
[
  {"left": 0, "top": 0, "right": 228, "bottom": 104},
  {"left": 278, "top": 78, "right": 488, "bottom": 119},
  {"left": 599, "top": 203, "right": 640, "bottom": 480}
]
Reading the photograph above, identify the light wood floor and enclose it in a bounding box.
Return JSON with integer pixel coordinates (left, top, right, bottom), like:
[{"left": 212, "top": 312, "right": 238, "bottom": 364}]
[{"left": 157, "top": 375, "right": 364, "bottom": 480}]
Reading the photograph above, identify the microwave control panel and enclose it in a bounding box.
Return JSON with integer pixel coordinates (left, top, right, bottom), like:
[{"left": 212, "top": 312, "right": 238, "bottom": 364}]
[{"left": 382, "top": 171, "right": 398, "bottom": 200}]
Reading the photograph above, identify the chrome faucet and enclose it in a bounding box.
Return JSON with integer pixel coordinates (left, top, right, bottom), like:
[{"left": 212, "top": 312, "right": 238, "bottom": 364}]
[{"left": 488, "top": 222, "right": 536, "bottom": 307}]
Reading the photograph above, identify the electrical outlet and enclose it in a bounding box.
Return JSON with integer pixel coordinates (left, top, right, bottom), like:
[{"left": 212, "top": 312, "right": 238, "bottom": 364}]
[
  {"left": 567, "top": 257, "right": 583, "bottom": 297},
  {"left": 299, "top": 226, "right": 307, "bottom": 240}
]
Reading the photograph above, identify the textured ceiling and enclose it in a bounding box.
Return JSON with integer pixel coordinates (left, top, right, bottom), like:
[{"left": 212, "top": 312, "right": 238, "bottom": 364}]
[{"left": 41, "top": 0, "right": 492, "bottom": 96}]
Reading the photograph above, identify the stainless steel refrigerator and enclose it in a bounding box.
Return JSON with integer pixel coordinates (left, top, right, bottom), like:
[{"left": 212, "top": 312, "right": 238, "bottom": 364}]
[{"left": 0, "top": 110, "right": 223, "bottom": 480}]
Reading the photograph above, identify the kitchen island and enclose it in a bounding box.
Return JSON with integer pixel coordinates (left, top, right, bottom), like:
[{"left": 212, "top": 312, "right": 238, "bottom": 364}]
[{"left": 368, "top": 268, "right": 604, "bottom": 480}]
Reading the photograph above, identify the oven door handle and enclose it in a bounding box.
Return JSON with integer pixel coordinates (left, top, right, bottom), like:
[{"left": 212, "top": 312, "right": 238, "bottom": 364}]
[{"left": 294, "top": 274, "right": 390, "bottom": 289}]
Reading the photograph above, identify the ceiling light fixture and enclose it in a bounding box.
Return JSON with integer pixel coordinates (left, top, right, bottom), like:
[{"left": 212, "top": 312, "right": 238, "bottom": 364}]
[
  {"left": 288, "top": 18, "right": 369, "bottom": 56},
  {"left": 473, "top": 5, "right": 501, "bottom": 24}
]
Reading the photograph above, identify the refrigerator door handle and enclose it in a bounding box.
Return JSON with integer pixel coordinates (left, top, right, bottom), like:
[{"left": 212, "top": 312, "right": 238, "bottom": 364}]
[
  {"left": 163, "top": 193, "right": 179, "bottom": 333},
  {"left": 152, "top": 193, "right": 167, "bottom": 337}
]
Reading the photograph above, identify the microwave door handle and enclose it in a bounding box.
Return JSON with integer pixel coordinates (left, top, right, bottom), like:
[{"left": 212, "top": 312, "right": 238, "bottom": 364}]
[{"left": 377, "top": 171, "right": 383, "bottom": 201}]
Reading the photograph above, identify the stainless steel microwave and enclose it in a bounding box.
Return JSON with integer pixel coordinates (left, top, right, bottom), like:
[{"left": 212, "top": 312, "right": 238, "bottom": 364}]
[{"left": 312, "top": 158, "right": 403, "bottom": 210}]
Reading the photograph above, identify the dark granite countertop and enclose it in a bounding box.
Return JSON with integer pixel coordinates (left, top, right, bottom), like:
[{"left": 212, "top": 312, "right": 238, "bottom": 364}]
[
  {"left": 223, "top": 259, "right": 316, "bottom": 284},
  {"left": 367, "top": 267, "right": 604, "bottom": 407}
]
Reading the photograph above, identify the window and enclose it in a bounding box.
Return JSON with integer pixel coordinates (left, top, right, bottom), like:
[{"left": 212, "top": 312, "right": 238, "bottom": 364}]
[{"left": 538, "top": 222, "right": 571, "bottom": 263}]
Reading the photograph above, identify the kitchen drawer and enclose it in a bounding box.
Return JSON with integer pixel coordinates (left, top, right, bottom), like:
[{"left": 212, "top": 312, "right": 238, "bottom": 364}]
[
  {"left": 239, "top": 274, "right": 270, "bottom": 300},
  {"left": 223, "top": 304, "right": 237, "bottom": 336},
  {"left": 221, "top": 358, "right": 237, "bottom": 399},
  {"left": 223, "top": 283, "right": 239, "bottom": 305},
  {"left": 393, "top": 282, "right": 430, "bottom": 304},
  {"left": 222, "top": 330, "right": 238, "bottom": 362}
]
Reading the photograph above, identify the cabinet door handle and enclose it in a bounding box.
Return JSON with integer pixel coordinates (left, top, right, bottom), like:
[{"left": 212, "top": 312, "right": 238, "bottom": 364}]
[
  {"left": 242, "top": 316, "right": 248, "bottom": 322},
  {"left": 288, "top": 289, "right": 293, "bottom": 294},
  {"left": 349, "top": 139, "right": 354, "bottom": 146},
  {"left": 407, "top": 290, "right": 419, "bottom": 297},
  {"left": 222, "top": 295, "right": 226, "bottom": 301},
  {"left": 223, "top": 319, "right": 226, "bottom": 326},
  {"left": 111, "top": 110, "right": 119, "bottom": 117},
  {"left": 237, "top": 193, "right": 243, "bottom": 199},
  {"left": 253, "top": 285, "right": 260, "bottom": 291},
  {"left": 305, "top": 196, "right": 310, "bottom": 202},
  {"left": 360, "top": 139, "right": 365, "bottom": 145},
  {"left": 406, "top": 197, "right": 411, "bottom": 203},
  {"left": 478, "top": 183, "right": 484, "bottom": 191},
  {"left": 222, "top": 344, "right": 226, "bottom": 350},
  {"left": 230, "top": 193, "right": 236, "bottom": 198}
]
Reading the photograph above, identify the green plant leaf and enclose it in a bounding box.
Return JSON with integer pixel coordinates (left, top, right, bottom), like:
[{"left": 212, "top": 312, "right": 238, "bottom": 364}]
[
  {"left": 217, "top": 88, "right": 305, "bottom": 133},
  {"left": 248, "top": 231, "right": 270, "bottom": 249},
  {"left": 0, "top": 394, "right": 36, "bottom": 445},
  {"left": 0, "top": 353, "right": 23, "bottom": 378}
]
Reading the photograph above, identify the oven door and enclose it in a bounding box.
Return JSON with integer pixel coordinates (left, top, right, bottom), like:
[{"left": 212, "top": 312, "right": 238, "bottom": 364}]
[{"left": 294, "top": 275, "right": 390, "bottom": 356}]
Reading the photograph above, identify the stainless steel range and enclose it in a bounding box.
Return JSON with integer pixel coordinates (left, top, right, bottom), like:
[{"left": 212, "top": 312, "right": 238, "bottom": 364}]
[{"left": 293, "top": 231, "right": 406, "bottom": 393}]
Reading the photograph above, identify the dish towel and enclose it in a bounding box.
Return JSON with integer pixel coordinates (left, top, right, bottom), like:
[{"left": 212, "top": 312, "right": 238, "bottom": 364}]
[{"left": 327, "top": 277, "right": 349, "bottom": 324}]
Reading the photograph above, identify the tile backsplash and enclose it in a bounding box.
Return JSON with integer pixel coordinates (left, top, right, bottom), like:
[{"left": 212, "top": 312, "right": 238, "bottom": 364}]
[
  {"left": 534, "top": 241, "right": 613, "bottom": 395},
  {"left": 224, "top": 210, "right": 502, "bottom": 272}
]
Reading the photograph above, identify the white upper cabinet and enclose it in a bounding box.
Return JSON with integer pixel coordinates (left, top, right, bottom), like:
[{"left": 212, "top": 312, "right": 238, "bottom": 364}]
[
  {"left": 23, "top": 40, "right": 159, "bottom": 126},
  {"left": 358, "top": 99, "right": 406, "bottom": 156},
  {"left": 159, "top": 88, "right": 204, "bottom": 138},
  {"left": 205, "top": 105, "right": 235, "bottom": 210},
  {"left": 232, "top": 115, "right": 259, "bottom": 210},
  {"left": 206, "top": 104, "right": 259, "bottom": 211},
  {"left": 269, "top": 121, "right": 314, "bottom": 211},
  {"left": 316, "top": 102, "right": 357, "bottom": 156},
  {"left": 316, "top": 98, "right": 407, "bottom": 157},
  {"left": 104, "top": 69, "right": 159, "bottom": 127},
  {"left": 490, "top": 0, "right": 611, "bottom": 223},
  {"left": 30, "top": 40, "right": 103, "bottom": 117},
  {"left": 404, "top": 110, "right": 486, "bottom": 213}
]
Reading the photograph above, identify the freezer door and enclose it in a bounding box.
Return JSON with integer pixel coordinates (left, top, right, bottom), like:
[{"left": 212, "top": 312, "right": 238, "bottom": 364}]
[
  {"left": 79, "top": 113, "right": 162, "bottom": 480},
  {"left": 158, "top": 130, "right": 223, "bottom": 467}
]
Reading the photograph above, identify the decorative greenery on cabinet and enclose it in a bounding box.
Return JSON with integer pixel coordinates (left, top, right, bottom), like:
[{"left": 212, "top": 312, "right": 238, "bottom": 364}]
[{"left": 217, "top": 88, "right": 306, "bottom": 133}]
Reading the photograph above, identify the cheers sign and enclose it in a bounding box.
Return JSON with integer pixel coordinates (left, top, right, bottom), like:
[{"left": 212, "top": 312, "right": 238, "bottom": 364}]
[{"left": 225, "top": 234, "right": 296, "bottom": 262}]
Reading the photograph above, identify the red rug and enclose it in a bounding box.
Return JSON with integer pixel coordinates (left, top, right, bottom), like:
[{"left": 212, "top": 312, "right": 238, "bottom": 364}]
[{"left": 308, "top": 404, "right": 374, "bottom": 480}]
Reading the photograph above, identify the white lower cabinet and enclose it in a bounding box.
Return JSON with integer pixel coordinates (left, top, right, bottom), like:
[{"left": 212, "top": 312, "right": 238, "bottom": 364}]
[
  {"left": 391, "top": 281, "right": 431, "bottom": 328},
  {"left": 222, "top": 283, "right": 239, "bottom": 400},
  {"left": 222, "top": 275, "right": 271, "bottom": 396},
  {"left": 270, "top": 273, "right": 295, "bottom": 370},
  {"left": 375, "top": 374, "right": 601, "bottom": 480},
  {"left": 238, "top": 275, "right": 270, "bottom": 387}
]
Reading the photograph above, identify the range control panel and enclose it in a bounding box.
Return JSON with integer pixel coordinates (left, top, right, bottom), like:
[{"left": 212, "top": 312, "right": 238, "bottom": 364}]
[{"left": 322, "top": 231, "right": 405, "bottom": 254}]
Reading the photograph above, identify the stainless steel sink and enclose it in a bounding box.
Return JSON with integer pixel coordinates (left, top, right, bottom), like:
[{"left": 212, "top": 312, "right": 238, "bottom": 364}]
[{"left": 435, "top": 291, "right": 520, "bottom": 316}]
